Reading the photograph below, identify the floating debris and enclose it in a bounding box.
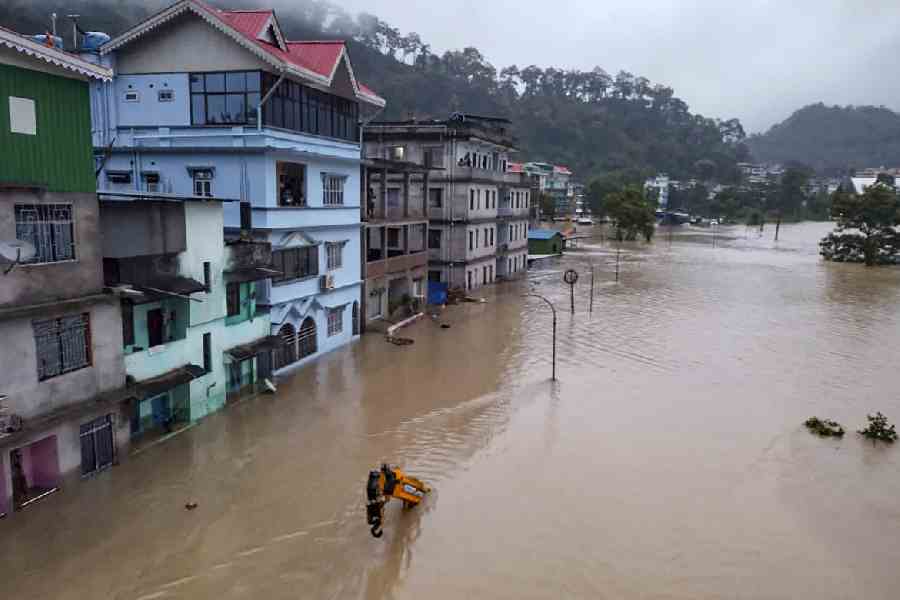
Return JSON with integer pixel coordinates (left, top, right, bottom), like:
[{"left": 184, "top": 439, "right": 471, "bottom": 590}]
[
  {"left": 440, "top": 324, "right": 451, "bottom": 329},
  {"left": 386, "top": 336, "right": 414, "bottom": 346},
  {"left": 858, "top": 412, "right": 898, "bottom": 443},
  {"left": 185, "top": 502, "right": 199, "bottom": 510},
  {"left": 804, "top": 417, "right": 845, "bottom": 437}
]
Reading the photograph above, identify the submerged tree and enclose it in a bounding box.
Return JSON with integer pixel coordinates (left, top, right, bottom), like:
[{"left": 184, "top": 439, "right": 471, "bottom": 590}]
[
  {"left": 820, "top": 183, "right": 900, "bottom": 265},
  {"left": 606, "top": 185, "right": 656, "bottom": 242}
]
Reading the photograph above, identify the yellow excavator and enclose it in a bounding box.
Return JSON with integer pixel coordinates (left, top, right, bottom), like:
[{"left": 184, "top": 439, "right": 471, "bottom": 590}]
[{"left": 366, "top": 464, "right": 431, "bottom": 538}]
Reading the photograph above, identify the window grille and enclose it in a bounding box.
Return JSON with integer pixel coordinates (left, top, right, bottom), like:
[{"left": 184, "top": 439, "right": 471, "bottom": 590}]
[
  {"left": 33, "top": 313, "right": 91, "bottom": 380},
  {"left": 327, "top": 308, "right": 343, "bottom": 337},
  {"left": 322, "top": 174, "right": 345, "bottom": 206},
  {"left": 326, "top": 242, "right": 343, "bottom": 271},
  {"left": 15, "top": 204, "right": 75, "bottom": 264}
]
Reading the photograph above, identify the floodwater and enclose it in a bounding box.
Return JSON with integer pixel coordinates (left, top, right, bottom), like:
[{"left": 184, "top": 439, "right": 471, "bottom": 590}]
[{"left": 4, "top": 222, "right": 900, "bottom": 599}]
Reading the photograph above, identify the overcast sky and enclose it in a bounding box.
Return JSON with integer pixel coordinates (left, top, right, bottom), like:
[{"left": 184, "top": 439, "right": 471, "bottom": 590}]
[{"left": 331, "top": 0, "right": 900, "bottom": 133}]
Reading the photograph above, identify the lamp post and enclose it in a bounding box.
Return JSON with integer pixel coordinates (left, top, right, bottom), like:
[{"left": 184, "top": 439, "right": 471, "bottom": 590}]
[{"left": 525, "top": 293, "right": 557, "bottom": 381}]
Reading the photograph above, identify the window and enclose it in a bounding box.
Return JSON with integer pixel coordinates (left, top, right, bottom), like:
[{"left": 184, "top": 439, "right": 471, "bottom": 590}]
[
  {"left": 193, "top": 169, "right": 213, "bottom": 197},
  {"left": 423, "top": 146, "right": 444, "bottom": 168},
  {"left": 388, "top": 146, "right": 405, "bottom": 161},
  {"left": 277, "top": 162, "right": 306, "bottom": 207},
  {"left": 490, "top": 228, "right": 494, "bottom": 246},
  {"left": 33, "top": 313, "right": 91, "bottom": 381},
  {"left": 271, "top": 246, "right": 318, "bottom": 283},
  {"left": 123, "top": 90, "right": 139, "bottom": 103},
  {"left": 147, "top": 308, "right": 164, "bottom": 347},
  {"left": 470, "top": 189, "right": 475, "bottom": 211},
  {"left": 322, "top": 174, "right": 346, "bottom": 206},
  {"left": 203, "top": 261, "right": 211, "bottom": 292},
  {"left": 428, "top": 229, "right": 442, "bottom": 249},
  {"left": 9, "top": 96, "right": 36, "bottom": 135},
  {"left": 15, "top": 204, "right": 75, "bottom": 264},
  {"left": 387, "top": 188, "right": 401, "bottom": 208},
  {"left": 468, "top": 230, "right": 474, "bottom": 251},
  {"left": 122, "top": 302, "right": 134, "bottom": 347},
  {"left": 298, "top": 317, "right": 317, "bottom": 358},
  {"left": 226, "top": 282, "right": 241, "bottom": 317},
  {"left": 106, "top": 170, "right": 132, "bottom": 184},
  {"left": 190, "top": 71, "right": 260, "bottom": 125},
  {"left": 467, "top": 271, "right": 473, "bottom": 290},
  {"left": 326, "top": 242, "right": 343, "bottom": 270},
  {"left": 202, "top": 332, "right": 212, "bottom": 373},
  {"left": 158, "top": 89, "right": 174, "bottom": 102},
  {"left": 428, "top": 188, "right": 443, "bottom": 208},
  {"left": 327, "top": 307, "right": 343, "bottom": 337},
  {"left": 387, "top": 228, "right": 401, "bottom": 248},
  {"left": 477, "top": 189, "right": 481, "bottom": 210},
  {"left": 142, "top": 172, "right": 160, "bottom": 193}
]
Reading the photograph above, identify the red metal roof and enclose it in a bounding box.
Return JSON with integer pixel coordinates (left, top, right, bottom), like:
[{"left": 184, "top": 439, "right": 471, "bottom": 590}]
[
  {"left": 554, "top": 166, "right": 572, "bottom": 175},
  {"left": 507, "top": 162, "right": 524, "bottom": 173},
  {"left": 178, "top": 2, "right": 384, "bottom": 105}
]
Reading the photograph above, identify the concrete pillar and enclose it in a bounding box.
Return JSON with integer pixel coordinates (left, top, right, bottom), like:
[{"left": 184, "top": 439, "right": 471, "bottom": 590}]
[
  {"left": 403, "top": 172, "right": 410, "bottom": 218},
  {"left": 380, "top": 169, "right": 387, "bottom": 219}
]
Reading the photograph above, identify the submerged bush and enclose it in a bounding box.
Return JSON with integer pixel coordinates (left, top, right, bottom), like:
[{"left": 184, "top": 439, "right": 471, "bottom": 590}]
[
  {"left": 858, "top": 412, "right": 898, "bottom": 443},
  {"left": 804, "top": 417, "right": 845, "bottom": 437}
]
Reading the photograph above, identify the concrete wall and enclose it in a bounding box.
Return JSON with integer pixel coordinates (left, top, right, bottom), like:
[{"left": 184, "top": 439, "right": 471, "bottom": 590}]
[
  {"left": 114, "top": 73, "right": 191, "bottom": 128},
  {"left": 100, "top": 201, "right": 187, "bottom": 258},
  {"left": 115, "top": 13, "right": 269, "bottom": 75},
  {"left": 0, "top": 301, "right": 125, "bottom": 419},
  {"left": 0, "top": 192, "right": 104, "bottom": 307}
]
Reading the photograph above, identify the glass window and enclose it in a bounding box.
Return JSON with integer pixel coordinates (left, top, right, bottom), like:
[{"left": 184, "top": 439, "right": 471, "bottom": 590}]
[
  {"left": 190, "top": 73, "right": 204, "bottom": 92},
  {"left": 327, "top": 308, "right": 343, "bottom": 337},
  {"left": 226, "top": 94, "right": 245, "bottom": 123},
  {"left": 246, "top": 71, "right": 261, "bottom": 92},
  {"left": 226, "top": 71, "right": 246, "bottom": 92},
  {"left": 323, "top": 175, "right": 345, "bottom": 206},
  {"left": 271, "top": 247, "right": 318, "bottom": 284},
  {"left": 429, "top": 188, "right": 443, "bottom": 208},
  {"left": 193, "top": 169, "right": 213, "bottom": 197},
  {"left": 277, "top": 162, "right": 306, "bottom": 207},
  {"left": 191, "top": 94, "right": 206, "bottom": 124},
  {"left": 204, "top": 73, "right": 225, "bottom": 93},
  {"left": 326, "top": 242, "right": 343, "bottom": 270},
  {"left": 428, "top": 229, "right": 442, "bottom": 249},
  {"left": 206, "top": 95, "right": 226, "bottom": 124},
  {"left": 387, "top": 188, "right": 401, "bottom": 208}
]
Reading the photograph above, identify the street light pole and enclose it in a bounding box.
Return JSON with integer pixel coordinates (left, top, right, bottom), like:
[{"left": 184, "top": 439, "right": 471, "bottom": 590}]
[{"left": 526, "top": 293, "right": 557, "bottom": 381}]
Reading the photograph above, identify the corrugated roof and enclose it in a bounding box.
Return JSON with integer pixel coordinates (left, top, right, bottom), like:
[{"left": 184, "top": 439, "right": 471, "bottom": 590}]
[
  {"left": 528, "top": 229, "right": 563, "bottom": 240},
  {"left": 102, "top": 0, "right": 384, "bottom": 106},
  {"left": 0, "top": 25, "right": 112, "bottom": 80},
  {"left": 507, "top": 162, "right": 524, "bottom": 173}
]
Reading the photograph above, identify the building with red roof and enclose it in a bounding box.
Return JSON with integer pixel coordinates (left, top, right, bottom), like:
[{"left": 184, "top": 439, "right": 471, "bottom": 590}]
[{"left": 90, "top": 0, "right": 385, "bottom": 376}]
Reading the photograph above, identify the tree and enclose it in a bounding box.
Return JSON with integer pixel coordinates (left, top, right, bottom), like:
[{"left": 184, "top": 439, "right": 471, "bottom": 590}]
[
  {"left": 538, "top": 192, "right": 556, "bottom": 220},
  {"left": 586, "top": 169, "right": 648, "bottom": 216},
  {"left": 772, "top": 166, "right": 810, "bottom": 240},
  {"left": 820, "top": 184, "right": 900, "bottom": 265},
  {"left": 606, "top": 185, "right": 657, "bottom": 242}
]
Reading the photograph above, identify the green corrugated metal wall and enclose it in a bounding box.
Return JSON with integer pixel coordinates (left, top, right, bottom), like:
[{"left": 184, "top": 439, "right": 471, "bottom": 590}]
[{"left": 0, "top": 63, "right": 95, "bottom": 192}]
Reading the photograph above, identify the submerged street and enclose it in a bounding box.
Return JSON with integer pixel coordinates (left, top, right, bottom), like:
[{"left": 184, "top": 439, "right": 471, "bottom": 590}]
[{"left": 4, "top": 222, "right": 900, "bottom": 599}]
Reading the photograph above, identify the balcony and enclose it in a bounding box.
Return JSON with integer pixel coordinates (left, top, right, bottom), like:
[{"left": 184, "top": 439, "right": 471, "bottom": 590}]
[{"left": 366, "top": 251, "right": 428, "bottom": 279}]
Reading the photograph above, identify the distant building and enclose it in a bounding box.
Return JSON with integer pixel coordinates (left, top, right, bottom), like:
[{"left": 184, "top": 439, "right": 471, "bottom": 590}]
[
  {"left": 0, "top": 28, "right": 122, "bottom": 516},
  {"left": 644, "top": 175, "right": 670, "bottom": 209},
  {"left": 364, "top": 113, "right": 531, "bottom": 291},
  {"left": 527, "top": 229, "right": 565, "bottom": 255}
]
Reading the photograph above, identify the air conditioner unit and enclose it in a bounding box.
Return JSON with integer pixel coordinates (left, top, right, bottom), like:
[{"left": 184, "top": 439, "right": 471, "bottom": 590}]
[{"left": 319, "top": 274, "right": 335, "bottom": 291}]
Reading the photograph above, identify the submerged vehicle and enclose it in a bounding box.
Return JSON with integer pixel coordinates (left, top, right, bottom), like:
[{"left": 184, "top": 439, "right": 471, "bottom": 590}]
[{"left": 366, "top": 464, "right": 431, "bottom": 538}]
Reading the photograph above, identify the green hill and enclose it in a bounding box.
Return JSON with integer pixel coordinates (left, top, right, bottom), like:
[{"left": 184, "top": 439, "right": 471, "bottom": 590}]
[
  {"left": 6, "top": 0, "right": 748, "bottom": 182},
  {"left": 747, "top": 103, "right": 900, "bottom": 173}
]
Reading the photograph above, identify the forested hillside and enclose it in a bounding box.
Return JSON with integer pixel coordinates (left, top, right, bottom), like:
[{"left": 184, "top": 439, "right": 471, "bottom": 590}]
[
  {"left": 747, "top": 103, "right": 900, "bottom": 174},
  {"left": 7, "top": 0, "right": 748, "bottom": 181}
]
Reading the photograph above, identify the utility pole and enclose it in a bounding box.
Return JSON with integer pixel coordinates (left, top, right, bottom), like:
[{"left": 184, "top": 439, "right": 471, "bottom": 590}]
[{"left": 589, "top": 261, "right": 595, "bottom": 314}]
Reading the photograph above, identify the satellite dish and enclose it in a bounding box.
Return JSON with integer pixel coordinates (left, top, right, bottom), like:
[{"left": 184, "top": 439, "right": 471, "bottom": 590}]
[{"left": 0, "top": 240, "right": 36, "bottom": 274}]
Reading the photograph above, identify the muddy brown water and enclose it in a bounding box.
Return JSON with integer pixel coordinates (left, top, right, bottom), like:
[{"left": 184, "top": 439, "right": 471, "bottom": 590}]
[{"left": 4, "top": 222, "right": 900, "bottom": 599}]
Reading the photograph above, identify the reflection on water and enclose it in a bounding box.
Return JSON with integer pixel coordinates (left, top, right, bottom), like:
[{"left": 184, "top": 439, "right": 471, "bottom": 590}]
[{"left": 4, "top": 222, "right": 900, "bottom": 599}]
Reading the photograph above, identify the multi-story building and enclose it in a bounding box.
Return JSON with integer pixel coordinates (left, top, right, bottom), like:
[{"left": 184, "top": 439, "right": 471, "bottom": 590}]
[
  {"left": 364, "top": 114, "right": 529, "bottom": 291},
  {"left": 99, "top": 194, "right": 274, "bottom": 441},
  {"left": 86, "top": 0, "right": 384, "bottom": 372},
  {"left": 361, "top": 159, "right": 430, "bottom": 326},
  {"left": 0, "top": 29, "right": 124, "bottom": 516}
]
